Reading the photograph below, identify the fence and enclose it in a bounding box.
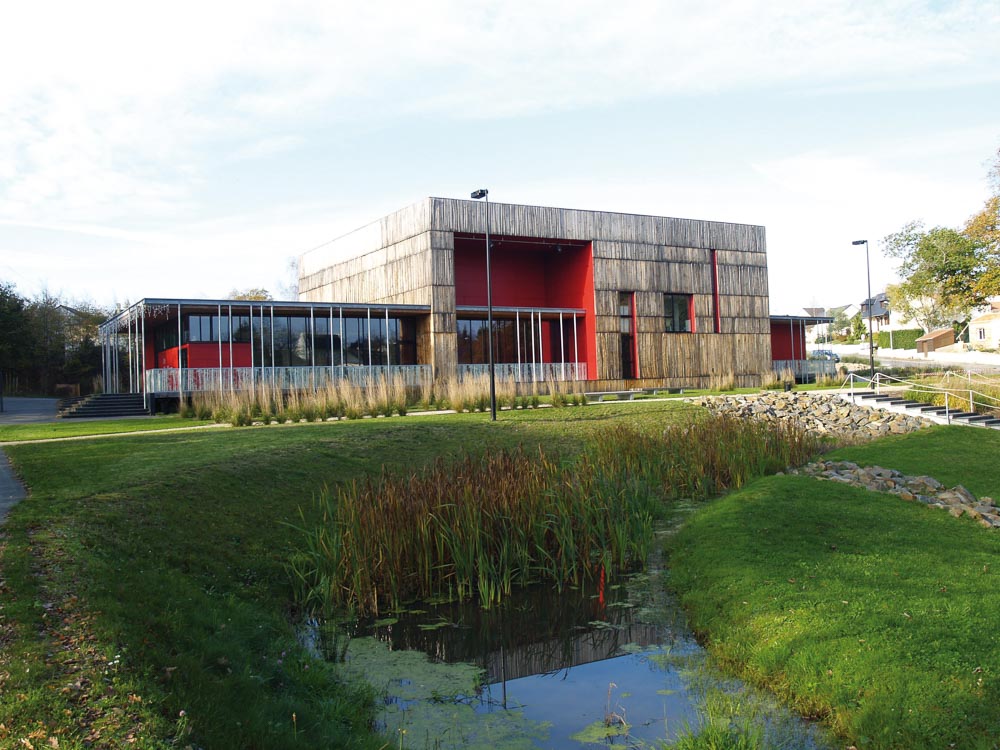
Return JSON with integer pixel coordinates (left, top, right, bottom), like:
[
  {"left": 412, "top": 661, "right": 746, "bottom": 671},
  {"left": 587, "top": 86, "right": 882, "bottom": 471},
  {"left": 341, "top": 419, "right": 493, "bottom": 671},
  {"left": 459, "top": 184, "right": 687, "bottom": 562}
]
[
  {"left": 457, "top": 362, "right": 587, "bottom": 383},
  {"left": 772, "top": 359, "right": 837, "bottom": 381},
  {"left": 144, "top": 365, "right": 432, "bottom": 394},
  {"left": 840, "top": 370, "right": 1000, "bottom": 424}
]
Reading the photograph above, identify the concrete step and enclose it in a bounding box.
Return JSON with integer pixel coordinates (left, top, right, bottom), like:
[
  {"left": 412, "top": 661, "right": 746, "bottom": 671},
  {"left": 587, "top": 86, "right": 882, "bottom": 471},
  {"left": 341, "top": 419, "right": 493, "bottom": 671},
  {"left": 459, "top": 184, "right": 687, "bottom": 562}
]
[
  {"left": 958, "top": 414, "right": 994, "bottom": 424},
  {"left": 59, "top": 393, "right": 149, "bottom": 419},
  {"left": 948, "top": 412, "right": 982, "bottom": 422}
]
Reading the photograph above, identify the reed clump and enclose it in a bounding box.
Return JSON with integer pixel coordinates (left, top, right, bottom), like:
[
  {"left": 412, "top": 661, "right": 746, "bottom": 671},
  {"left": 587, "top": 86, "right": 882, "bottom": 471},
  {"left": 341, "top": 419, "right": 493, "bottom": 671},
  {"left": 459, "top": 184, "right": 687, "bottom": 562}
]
[
  {"left": 289, "top": 414, "right": 821, "bottom": 616},
  {"left": 181, "top": 373, "right": 415, "bottom": 425},
  {"left": 708, "top": 371, "right": 736, "bottom": 392},
  {"left": 758, "top": 369, "right": 782, "bottom": 390}
]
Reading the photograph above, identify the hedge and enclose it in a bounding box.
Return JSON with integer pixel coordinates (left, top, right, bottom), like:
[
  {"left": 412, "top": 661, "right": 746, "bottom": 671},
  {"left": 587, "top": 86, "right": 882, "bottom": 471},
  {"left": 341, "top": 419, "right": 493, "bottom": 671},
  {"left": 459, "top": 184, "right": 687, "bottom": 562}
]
[{"left": 877, "top": 328, "right": 923, "bottom": 350}]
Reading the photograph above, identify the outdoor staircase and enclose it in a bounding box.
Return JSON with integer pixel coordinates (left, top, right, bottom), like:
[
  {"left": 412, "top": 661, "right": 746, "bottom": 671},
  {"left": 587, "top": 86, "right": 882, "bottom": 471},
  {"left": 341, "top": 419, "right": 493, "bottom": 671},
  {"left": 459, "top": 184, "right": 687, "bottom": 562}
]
[
  {"left": 844, "top": 390, "right": 1000, "bottom": 430},
  {"left": 57, "top": 393, "right": 150, "bottom": 419}
]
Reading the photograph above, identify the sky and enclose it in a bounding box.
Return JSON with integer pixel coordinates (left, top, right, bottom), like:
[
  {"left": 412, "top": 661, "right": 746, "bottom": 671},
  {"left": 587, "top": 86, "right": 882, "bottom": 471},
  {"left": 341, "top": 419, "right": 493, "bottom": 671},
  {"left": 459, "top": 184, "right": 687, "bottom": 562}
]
[{"left": 1, "top": 0, "right": 998, "bottom": 315}]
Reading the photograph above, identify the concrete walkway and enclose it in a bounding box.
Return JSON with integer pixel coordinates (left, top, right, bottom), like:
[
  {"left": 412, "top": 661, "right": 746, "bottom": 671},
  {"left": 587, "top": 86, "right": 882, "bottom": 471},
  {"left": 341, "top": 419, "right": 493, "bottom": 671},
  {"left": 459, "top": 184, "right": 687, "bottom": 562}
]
[
  {"left": 0, "top": 397, "right": 59, "bottom": 424},
  {"left": 0, "top": 450, "right": 26, "bottom": 524}
]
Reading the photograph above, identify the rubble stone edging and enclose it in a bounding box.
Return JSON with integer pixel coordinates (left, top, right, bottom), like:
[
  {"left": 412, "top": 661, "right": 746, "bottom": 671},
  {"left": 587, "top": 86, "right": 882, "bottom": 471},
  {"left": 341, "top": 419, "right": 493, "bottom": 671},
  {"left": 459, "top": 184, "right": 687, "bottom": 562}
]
[
  {"left": 784, "top": 460, "right": 1000, "bottom": 529},
  {"left": 690, "top": 391, "right": 930, "bottom": 438}
]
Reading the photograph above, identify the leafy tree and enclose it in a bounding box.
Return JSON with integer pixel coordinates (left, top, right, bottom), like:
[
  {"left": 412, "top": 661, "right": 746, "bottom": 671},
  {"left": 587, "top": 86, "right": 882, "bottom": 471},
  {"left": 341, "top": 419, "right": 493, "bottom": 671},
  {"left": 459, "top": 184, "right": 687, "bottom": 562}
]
[
  {"left": 0, "top": 282, "right": 31, "bottom": 386},
  {"left": 228, "top": 288, "right": 273, "bottom": 300},
  {"left": 966, "top": 195, "right": 1000, "bottom": 297},
  {"left": 882, "top": 222, "right": 985, "bottom": 332},
  {"left": 0, "top": 284, "right": 106, "bottom": 395},
  {"left": 965, "top": 148, "right": 1000, "bottom": 298},
  {"left": 829, "top": 307, "right": 851, "bottom": 340},
  {"left": 849, "top": 311, "right": 866, "bottom": 343}
]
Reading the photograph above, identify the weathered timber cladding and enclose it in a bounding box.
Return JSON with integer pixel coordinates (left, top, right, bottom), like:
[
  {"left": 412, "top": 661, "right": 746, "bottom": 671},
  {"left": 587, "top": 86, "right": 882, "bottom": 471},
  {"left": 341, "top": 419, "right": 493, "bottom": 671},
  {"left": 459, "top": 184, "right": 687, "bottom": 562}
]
[{"left": 299, "top": 197, "right": 769, "bottom": 384}]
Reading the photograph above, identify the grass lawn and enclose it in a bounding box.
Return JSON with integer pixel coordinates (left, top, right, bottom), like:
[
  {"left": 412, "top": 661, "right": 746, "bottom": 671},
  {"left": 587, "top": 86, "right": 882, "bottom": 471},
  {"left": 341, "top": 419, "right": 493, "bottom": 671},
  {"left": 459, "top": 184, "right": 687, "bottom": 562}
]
[
  {"left": 0, "top": 416, "right": 216, "bottom": 443},
  {"left": 669, "top": 425, "right": 1000, "bottom": 749},
  {"left": 0, "top": 402, "right": 697, "bottom": 749}
]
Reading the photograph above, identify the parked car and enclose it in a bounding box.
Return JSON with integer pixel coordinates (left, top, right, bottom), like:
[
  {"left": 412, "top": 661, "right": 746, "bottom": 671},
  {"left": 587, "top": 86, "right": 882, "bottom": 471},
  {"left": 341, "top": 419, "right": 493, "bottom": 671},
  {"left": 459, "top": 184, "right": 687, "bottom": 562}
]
[{"left": 809, "top": 349, "right": 841, "bottom": 362}]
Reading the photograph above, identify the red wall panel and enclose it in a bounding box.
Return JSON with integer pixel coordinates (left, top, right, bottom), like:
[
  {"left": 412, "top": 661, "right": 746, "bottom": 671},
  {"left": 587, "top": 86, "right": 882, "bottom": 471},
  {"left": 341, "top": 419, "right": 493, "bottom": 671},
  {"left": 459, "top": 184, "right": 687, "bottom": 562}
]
[
  {"left": 770, "top": 321, "right": 805, "bottom": 360},
  {"left": 454, "top": 237, "right": 597, "bottom": 377}
]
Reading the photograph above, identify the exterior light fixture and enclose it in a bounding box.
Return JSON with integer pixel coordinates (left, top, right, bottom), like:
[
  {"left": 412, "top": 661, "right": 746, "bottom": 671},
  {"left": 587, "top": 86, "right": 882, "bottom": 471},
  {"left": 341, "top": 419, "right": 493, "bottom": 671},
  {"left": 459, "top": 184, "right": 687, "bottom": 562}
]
[{"left": 471, "top": 188, "right": 497, "bottom": 421}]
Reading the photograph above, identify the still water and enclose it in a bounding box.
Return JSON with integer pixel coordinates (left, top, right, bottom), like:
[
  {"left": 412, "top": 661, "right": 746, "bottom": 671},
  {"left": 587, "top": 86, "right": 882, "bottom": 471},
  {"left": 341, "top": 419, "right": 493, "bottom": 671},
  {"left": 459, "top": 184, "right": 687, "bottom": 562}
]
[{"left": 307, "top": 563, "right": 837, "bottom": 749}]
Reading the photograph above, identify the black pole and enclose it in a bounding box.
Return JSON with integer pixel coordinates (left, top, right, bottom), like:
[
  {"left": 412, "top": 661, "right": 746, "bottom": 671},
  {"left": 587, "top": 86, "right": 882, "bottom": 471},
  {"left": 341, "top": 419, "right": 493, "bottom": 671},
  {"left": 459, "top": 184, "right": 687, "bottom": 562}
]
[
  {"left": 472, "top": 189, "right": 497, "bottom": 421},
  {"left": 853, "top": 240, "right": 875, "bottom": 381},
  {"left": 485, "top": 196, "right": 496, "bottom": 421}
]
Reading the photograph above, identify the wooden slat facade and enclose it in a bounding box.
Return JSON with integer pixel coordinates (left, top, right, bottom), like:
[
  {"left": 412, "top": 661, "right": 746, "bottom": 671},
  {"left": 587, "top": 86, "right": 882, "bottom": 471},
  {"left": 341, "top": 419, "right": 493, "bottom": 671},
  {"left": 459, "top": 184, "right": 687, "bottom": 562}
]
[{"left": 299, "top": 197, "right": 771, "bottom": 386}]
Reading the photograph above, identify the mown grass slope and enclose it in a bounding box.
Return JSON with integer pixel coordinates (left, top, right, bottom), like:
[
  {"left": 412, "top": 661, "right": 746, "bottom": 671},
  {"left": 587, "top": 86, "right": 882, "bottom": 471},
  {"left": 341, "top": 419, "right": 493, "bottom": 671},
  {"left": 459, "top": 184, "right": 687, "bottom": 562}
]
[{"left": 669, "top": 426, "right": 1000, "bottom": 749}]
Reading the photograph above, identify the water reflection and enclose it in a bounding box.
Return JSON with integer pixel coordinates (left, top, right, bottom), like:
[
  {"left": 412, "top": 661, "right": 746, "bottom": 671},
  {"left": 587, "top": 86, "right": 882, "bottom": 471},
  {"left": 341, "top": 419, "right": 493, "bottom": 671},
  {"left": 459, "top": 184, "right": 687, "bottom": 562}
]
[
  {"left": 355, "top": 571, "right": 672, "bottom": 686},
  {"left": 320, "top": 570, "right": 834, "bottom": 749}
]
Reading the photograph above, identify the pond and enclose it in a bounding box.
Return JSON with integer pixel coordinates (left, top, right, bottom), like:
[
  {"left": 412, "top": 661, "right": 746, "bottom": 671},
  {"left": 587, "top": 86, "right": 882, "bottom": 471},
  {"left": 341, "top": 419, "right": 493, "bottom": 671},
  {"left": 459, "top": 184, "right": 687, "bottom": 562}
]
[{"left": 304, "top": 552, "right": 838, "bottom": 749}]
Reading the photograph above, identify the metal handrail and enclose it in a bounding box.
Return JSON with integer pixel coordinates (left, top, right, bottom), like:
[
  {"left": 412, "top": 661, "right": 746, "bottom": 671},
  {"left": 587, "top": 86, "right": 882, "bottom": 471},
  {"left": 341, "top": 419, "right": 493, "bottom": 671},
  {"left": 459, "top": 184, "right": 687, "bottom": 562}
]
[{"left": 840, "top": 370, "right": 1000, "bottom": 424}]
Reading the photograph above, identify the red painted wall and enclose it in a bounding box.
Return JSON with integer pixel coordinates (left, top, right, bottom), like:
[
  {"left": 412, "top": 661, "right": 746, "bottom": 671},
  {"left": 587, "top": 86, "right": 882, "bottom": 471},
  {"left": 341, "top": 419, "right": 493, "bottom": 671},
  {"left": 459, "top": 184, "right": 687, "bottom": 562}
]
[
  {"left": 454, "top": 238, "right": 597, "bottom": 377},
  {"left": 155, "top": 343, "right": 254, "bottom": 370},
  {"left": 770, "top": 320, "right": 806, "bottom": 360}
]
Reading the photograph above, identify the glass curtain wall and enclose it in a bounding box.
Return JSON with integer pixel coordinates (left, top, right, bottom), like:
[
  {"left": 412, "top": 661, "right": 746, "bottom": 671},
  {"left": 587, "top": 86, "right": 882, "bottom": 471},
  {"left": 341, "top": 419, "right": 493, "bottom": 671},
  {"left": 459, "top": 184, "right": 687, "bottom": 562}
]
[
  {"left": 156, "top": 313, "right": 417, "bottom": 367},
  {"left": 457, "top": 317, "right": 548, "bottom": 364}
]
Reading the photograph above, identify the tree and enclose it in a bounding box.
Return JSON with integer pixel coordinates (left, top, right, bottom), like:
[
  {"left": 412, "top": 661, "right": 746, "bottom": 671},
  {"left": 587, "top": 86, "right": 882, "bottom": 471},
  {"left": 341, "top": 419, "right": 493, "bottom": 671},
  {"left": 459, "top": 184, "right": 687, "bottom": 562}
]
[
  {"left": 0, "top": 282, "right": 31, "bottom": 379},
  {"left": 829, "top": 307, "right": 850, "bottom": 340},
  {"left": 882, "top": 222, "right": 985, "bottom": 332},
  {"left": 965, "top": 147, "right": 1000, "bottom": 298},
  {"left": 849, "top": 311, "right": 866, "bottom": 343},
  {"left": 227, "top": 288, "right": 273, "bottom": 301}
]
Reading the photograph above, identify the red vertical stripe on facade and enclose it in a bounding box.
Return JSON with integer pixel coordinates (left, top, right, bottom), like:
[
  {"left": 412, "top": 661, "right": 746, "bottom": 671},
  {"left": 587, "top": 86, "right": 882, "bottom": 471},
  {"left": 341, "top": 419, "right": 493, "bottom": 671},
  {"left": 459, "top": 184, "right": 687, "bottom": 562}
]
[
  {"left": 711, "top": 249, "right": 721, "bottom": 334},
  {"left": 630, "top": 292, "right": 640, "bottom": 379}
]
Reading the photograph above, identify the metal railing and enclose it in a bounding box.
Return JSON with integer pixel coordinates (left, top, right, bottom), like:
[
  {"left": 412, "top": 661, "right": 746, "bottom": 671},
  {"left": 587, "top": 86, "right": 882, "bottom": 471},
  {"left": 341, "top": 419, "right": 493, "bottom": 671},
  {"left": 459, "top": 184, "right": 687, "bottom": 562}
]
[
  {"left": 144, "top": 365, "right": 432, "bottom": 393},
  {"left": 772, "top": 359, "right": 838, "bottom": 381},
  {"left": 456, "top": 362, "right": 587, "bottom": 382},
  {"left": 840, "top": 370, "right": 1000, "bottom": 425}
]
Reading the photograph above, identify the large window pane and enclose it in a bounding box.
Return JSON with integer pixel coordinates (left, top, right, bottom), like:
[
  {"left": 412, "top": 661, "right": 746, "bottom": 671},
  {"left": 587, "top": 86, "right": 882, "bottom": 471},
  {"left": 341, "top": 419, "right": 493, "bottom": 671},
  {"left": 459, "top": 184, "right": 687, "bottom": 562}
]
[
  {"left": 289, "top": 316, "right": 310, "bottom": 366},
  {"left": 664, "top": 294, "right": 692, "bottom": 333}
]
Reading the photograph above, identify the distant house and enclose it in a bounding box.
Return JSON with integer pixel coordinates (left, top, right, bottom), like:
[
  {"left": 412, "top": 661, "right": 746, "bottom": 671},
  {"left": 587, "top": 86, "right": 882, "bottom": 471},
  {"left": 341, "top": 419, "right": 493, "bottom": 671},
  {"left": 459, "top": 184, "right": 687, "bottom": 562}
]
[
  {"left": 915, "top": 328, "right": 955, "bottom": 354},
  {"left": 860, "top": 293, "right": 891, "bottom": 335},
  {"left": 971, "top": 310, "right": 1000, "bottom": 350},
  {"left": 806, "top": 303, "right": 858, "bottom": 343}
]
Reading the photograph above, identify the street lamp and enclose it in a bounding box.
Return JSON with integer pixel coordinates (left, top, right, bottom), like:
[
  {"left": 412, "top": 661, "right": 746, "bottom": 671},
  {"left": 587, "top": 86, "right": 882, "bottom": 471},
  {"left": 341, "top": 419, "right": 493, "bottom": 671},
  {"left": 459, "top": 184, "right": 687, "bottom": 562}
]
[
  {"left": 852, "top": 239, "right": 875, "bottom": 381},
  {"left": 471, "top": 188, "right": 497, "bottom": 421}
]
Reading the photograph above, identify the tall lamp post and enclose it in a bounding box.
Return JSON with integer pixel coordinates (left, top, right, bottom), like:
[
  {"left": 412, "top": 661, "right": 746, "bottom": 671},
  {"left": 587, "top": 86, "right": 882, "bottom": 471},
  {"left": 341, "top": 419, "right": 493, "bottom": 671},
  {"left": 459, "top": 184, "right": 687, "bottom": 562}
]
[
  {"left": 852, "top": 239, "right": 875, "bottom": 381},
  {"left": 471, "top": 188, "right": 497, "bottom": 421}
]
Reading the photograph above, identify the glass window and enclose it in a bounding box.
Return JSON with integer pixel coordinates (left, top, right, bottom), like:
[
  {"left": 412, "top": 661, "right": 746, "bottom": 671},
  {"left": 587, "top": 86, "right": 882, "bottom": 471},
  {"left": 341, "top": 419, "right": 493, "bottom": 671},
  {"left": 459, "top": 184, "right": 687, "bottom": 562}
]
[
  {"left": 289, "top": 316, "right": 310, "bottom": 366},
  {"left": 344, "top": 318, "right": 365, "bottom": 365},
  {"left": 664, "top": 294, "right": 693, "bottom": 333},
  {"left": 187, "top": 315, "right": 213, "bottom": 343},
  {"left": 232, "top": 315, "right": 251, "bottom": 343},
  {"left": 154, "top": 324, "right": 178, "bottom": 352},
  {"left": 619, "top": 293, "right": 633, "bottom": 334}
]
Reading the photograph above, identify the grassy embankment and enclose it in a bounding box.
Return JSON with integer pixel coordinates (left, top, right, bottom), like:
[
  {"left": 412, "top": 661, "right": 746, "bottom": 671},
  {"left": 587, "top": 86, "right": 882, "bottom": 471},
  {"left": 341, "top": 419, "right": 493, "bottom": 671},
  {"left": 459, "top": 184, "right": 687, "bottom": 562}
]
[
  {"left": 669, "top": 425, "right": 1000, "bottom": 749},
  {"left": 0, "top": 402, "right": 705, "bottom": 749}
]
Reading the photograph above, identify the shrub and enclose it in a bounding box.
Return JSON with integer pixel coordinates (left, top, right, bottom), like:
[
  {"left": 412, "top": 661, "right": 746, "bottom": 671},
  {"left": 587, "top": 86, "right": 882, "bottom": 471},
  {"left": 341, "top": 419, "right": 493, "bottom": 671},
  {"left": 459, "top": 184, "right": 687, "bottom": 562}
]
[{"left": 877, "top": 328, "right": 923, "bottom": 350}]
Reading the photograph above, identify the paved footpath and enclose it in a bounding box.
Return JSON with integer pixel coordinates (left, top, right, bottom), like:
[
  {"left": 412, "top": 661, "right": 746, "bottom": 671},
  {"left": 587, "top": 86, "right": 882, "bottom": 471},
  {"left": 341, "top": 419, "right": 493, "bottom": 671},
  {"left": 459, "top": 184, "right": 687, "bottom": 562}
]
[
  {"left": 0, "top": 398, "right": 58, "bottom": 522},
  {"left": 0, "top": 450, "right": 26, "bottom": 524}
]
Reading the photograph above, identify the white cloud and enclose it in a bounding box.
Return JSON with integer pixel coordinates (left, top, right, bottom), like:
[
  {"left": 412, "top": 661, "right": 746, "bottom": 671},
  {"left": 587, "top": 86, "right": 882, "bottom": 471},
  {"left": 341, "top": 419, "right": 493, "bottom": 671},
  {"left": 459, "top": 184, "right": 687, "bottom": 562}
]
[{"left": 1, "top": 0, "right": 998, "bottom": 307}]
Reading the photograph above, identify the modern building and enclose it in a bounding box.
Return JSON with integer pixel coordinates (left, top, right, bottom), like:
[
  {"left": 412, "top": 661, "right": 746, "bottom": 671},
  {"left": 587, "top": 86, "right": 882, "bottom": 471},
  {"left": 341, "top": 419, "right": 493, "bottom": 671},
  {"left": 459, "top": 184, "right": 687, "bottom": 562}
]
[
  {"left": 100, "top": 197, "right": 777, "bottom": 400},
  {"left": 298, "top": 197, "right": 771, "bottom": 386}
]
